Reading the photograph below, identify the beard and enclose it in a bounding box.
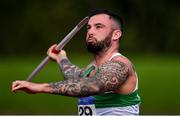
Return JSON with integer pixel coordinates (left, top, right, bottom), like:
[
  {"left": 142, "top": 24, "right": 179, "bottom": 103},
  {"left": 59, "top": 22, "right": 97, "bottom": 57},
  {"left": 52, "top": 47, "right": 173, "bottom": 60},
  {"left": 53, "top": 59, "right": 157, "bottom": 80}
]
[{"left": 86, "top": 32, "right": 112, "bottom": 54}]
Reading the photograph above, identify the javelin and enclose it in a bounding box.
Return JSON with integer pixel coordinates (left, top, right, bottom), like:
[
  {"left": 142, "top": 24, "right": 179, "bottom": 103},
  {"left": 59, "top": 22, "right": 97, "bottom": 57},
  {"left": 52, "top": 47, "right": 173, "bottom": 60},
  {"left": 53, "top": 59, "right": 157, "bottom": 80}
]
[{"left": 26, "top": 16, "right": 89, "bottom": 81}]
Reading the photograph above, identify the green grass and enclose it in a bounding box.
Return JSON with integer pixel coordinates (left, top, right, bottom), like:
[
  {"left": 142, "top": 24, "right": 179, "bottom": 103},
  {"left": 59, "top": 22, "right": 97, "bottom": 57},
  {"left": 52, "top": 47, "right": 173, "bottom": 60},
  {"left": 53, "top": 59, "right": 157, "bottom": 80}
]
[
  {"left": 131, "top": 54, "right": 180, "bottom": 114},
  {"left": 0, "top": 53, "right": 180, "bottom": 114}
]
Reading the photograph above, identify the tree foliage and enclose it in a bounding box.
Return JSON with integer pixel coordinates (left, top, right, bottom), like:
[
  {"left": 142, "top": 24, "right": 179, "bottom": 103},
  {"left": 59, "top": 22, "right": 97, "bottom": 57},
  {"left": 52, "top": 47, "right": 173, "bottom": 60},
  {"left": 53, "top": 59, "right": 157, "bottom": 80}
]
[{"left": 0, "top": 0, "right": 179, "bottom": 55}]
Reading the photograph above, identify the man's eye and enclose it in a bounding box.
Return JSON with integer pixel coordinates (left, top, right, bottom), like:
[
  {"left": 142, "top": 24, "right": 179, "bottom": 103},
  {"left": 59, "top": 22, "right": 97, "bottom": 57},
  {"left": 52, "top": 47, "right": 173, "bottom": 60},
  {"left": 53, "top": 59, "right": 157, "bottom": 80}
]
[
  {"left": 86, "top": 26, "right": 90, "bottom": 30},
  {"left": 96, "top": 25, "right": 102, "bottom": 29}
]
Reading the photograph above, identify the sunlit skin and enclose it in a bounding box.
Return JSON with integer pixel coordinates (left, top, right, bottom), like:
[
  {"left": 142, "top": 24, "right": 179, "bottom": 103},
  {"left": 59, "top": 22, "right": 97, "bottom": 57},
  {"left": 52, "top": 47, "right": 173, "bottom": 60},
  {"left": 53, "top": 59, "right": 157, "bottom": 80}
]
[{"left": 12, "top": 14, "right": 137, "bottom": 96}]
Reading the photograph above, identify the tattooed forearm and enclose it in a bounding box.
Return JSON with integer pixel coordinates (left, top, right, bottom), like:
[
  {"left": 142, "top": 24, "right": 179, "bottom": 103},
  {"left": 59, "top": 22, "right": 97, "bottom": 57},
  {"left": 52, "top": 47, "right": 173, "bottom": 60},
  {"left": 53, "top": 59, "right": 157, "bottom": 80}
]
[
  {"left": 48, "top": 60, "right": 129, "bottom": 97},
  {"left": 59, "top": 58, "right": 84, "bottom": 79},
  {"left": 49, "top": 77, "right": 103, "bottom": 97}
]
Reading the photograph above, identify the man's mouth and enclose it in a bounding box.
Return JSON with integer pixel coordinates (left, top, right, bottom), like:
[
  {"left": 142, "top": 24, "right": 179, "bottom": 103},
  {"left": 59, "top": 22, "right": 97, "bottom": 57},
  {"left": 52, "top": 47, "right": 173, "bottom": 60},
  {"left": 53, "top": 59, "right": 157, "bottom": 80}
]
[{"left": 87, "top": 37, "right": 96, "bottom": 44}]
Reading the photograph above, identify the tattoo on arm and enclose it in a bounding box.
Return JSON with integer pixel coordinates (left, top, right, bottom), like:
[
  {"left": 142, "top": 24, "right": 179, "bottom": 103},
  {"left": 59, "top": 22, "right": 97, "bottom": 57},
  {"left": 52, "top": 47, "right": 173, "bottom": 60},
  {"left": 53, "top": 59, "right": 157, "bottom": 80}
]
[
  {"left": 98, "top": 60, "right": 128, "bottom": 91},
  {"left": 49, "top": 77, "right": 103, "bottom": 97},
  {"left": 58, "top": 58, "right": 84, "bottom": 79},
  {"left": 49, "top": 60, "right": 129, "bottom": 97}
]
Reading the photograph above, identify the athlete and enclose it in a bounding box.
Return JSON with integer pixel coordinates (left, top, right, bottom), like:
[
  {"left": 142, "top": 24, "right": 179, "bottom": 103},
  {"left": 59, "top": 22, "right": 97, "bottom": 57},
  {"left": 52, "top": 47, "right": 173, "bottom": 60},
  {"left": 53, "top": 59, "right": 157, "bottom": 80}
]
[{"left": 12, "top": 9, "right": 141, "bottom": 115}]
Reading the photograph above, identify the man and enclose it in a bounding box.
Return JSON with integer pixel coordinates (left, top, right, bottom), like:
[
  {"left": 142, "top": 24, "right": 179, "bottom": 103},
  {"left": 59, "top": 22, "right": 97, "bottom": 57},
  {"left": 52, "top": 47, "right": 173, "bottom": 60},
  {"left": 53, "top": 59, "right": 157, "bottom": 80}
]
[{"left": 12, "top": 9, "right": 141, "bottom": 115}]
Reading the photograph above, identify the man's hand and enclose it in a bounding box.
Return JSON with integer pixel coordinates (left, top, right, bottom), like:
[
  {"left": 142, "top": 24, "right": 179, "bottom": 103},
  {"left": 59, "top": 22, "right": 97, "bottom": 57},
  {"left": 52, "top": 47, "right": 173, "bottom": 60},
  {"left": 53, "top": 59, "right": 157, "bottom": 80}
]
[
  {"left": 47, "top": 44, "right": 67, "bottom": 63},
  {"left": 12, "top": 80, "right": 50, "bottom": 94}
]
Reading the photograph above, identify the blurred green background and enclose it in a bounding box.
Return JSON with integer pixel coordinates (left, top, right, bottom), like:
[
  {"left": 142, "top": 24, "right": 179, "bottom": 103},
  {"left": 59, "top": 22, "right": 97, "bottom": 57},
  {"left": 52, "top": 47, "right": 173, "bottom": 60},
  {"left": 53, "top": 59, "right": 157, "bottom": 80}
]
[{"left": 0, "top": 0, "right": 180, "bottom": 115}]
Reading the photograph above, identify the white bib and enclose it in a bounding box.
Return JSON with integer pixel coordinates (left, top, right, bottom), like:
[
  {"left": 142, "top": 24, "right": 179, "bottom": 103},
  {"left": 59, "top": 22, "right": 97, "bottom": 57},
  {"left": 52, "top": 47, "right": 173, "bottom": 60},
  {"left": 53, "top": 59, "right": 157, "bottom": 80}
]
[{"left": 78, "top": 104, "right": 96, "bottom": 116}]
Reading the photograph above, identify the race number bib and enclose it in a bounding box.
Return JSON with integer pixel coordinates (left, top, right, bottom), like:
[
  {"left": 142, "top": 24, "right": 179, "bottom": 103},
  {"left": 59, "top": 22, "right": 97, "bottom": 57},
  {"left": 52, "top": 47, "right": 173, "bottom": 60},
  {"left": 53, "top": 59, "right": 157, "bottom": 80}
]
[{"left": 78, "top": 104, "right": 96, "bottom": 116}]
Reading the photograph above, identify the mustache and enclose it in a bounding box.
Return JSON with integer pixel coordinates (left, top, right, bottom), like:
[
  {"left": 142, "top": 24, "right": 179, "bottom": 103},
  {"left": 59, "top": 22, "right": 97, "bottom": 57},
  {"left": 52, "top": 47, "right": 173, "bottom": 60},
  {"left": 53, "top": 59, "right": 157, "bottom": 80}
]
[
  {"left": 87, "top": 35, "right": 97, "bottom": 41},
  {"left": 87, "top": 37, "right": 97, "bottom": 44}
]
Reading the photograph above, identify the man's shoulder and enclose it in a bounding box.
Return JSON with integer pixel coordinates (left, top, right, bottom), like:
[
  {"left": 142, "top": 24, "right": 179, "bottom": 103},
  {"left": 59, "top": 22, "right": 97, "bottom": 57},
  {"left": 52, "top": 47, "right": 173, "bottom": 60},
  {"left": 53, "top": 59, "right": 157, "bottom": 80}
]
[
  {"left": 111, "top": 55, "right": 134, "bottom": 72},
  {"left": 112, "top": 55, "right": 131, "bottom": 65}
]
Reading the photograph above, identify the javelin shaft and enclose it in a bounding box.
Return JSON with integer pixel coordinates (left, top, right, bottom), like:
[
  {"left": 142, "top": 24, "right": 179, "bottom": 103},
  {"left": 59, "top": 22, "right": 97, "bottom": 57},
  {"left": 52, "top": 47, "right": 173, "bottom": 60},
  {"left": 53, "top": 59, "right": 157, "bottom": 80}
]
[{"left": 26, "top": 16, "right": 89, "bottom": 81}]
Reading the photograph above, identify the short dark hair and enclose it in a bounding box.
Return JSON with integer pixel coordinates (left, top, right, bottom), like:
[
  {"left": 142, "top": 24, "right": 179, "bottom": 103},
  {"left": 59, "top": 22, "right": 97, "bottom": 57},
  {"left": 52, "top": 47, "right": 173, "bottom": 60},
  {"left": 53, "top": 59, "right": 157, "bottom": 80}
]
[{"left": 88, "top": 9, "right": 124, "bottom": 32}]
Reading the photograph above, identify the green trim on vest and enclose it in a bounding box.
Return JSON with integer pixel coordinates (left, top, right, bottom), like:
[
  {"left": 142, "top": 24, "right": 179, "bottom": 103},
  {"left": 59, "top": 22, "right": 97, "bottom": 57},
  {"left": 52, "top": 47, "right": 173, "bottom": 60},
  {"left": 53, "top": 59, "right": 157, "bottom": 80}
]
[
  {"left": 83, "top": 65, "right": 95, "bottom": 78},
  {"left": 94, "top": 90, "right": 141, "bottom": 108}
]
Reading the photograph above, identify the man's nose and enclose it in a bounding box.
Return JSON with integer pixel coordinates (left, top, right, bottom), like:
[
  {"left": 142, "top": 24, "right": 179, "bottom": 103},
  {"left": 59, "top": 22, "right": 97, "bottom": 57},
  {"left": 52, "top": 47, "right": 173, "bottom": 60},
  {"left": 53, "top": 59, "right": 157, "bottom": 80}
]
[
  {"left": 87, "top": 27, "right": 95, "bottom": 35},
  {"left": 88, "top": 33, "right": 93, "bottom": 38}
]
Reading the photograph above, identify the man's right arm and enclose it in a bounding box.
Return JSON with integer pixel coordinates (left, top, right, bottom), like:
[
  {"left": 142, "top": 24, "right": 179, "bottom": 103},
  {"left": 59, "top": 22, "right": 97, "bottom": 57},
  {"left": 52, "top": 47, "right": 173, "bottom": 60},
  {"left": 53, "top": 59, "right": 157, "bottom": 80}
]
[
  {"left": 58, "top": 58, "right": 84, "bottom": 79},
  {"left": 12, "top": 60, "right": 129, "bottom": 97},
  {"left": 47, "top": 44, "right": 84, "bottom": 80}
]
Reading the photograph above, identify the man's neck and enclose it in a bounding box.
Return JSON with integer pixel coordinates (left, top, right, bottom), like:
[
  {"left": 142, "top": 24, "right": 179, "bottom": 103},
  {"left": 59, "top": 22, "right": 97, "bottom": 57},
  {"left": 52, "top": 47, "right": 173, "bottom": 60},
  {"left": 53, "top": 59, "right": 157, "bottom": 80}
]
[{"left": 93, "top": 47, "right": 118, "bottom": 67}]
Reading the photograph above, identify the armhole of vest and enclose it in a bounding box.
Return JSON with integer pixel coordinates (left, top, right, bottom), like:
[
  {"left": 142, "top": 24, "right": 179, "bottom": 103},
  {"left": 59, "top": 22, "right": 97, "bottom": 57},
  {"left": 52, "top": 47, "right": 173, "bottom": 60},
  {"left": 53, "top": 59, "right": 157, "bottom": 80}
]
[
  {"left": 133, "top": 72, "right": 138, "bottom": 92},
  {"left": 109, "top": 53, "right": 122, "bottom": 61},
  {"left": 110, "top": 53, "right": 139, "bottom": 93},
  {"left": 83, "top": 63, "right": 95, "bottom": 78}
]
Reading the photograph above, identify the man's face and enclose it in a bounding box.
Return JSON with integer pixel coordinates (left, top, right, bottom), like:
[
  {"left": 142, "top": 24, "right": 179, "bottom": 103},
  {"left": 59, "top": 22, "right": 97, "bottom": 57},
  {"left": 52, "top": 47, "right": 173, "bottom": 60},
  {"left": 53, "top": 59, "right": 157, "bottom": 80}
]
[{"left": 86, "top": 14, "right": 113, "bottom": 54}]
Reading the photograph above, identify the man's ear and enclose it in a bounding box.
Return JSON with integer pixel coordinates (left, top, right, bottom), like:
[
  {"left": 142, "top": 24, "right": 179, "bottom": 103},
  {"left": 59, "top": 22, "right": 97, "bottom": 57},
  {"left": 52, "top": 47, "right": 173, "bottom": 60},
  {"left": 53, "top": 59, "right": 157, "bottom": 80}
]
[{"left": 112, "top": 30, "right": 122, "bottom": 41}]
